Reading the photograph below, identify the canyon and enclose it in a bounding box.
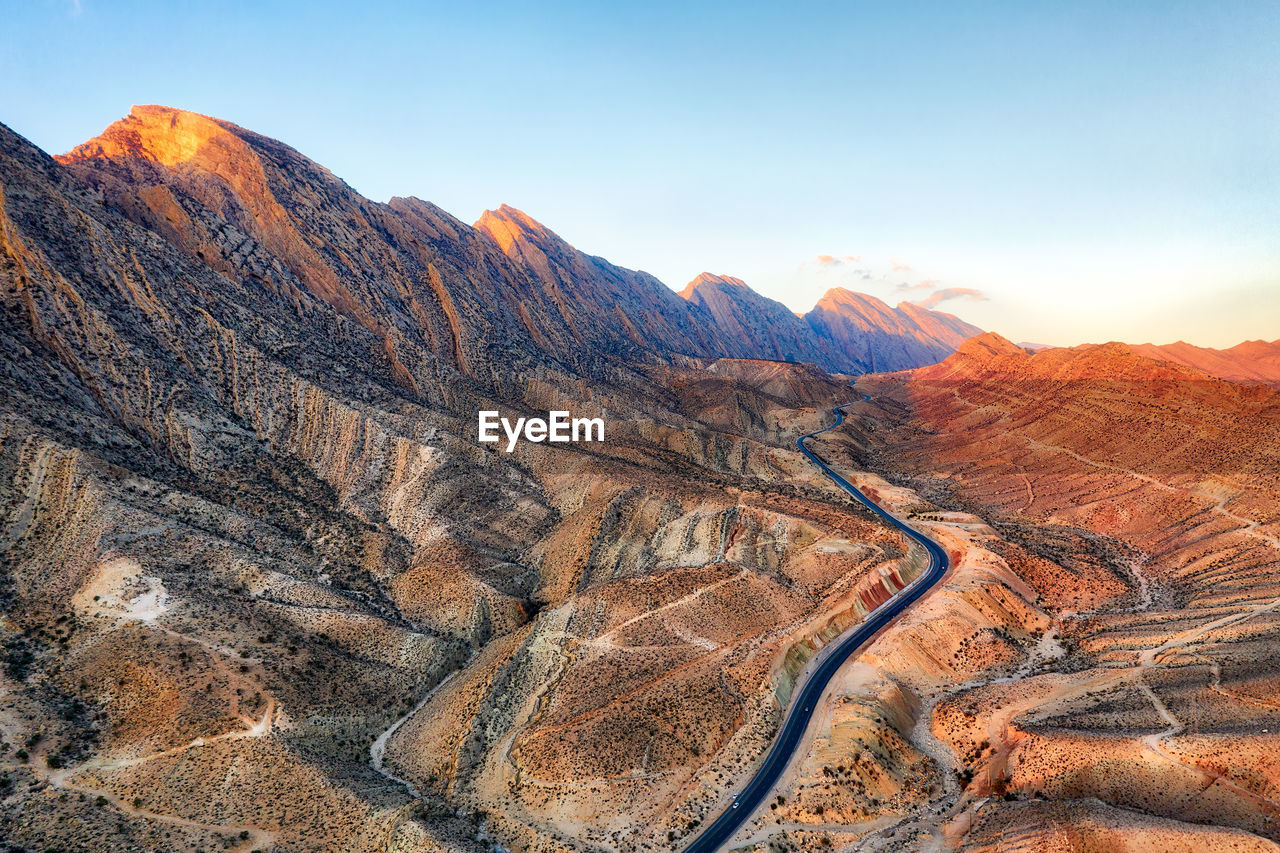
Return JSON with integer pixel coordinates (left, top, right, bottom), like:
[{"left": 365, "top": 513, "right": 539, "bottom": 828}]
[{"left": 0, "top": 104, "right": 1276, "bottom": 853}]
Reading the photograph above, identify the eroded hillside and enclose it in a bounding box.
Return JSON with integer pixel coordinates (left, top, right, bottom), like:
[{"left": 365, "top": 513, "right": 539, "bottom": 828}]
[
  {"left": 0, "top": 109, "right": 949, "bottom": 852},
  {"left": 720, "top": 333, "right": 1280, "bottom": 852}
]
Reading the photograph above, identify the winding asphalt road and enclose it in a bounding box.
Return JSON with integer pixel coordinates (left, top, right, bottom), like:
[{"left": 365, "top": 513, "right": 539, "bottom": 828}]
[{"left": 683, "top": 395, "right": 950, "bottom": 852}]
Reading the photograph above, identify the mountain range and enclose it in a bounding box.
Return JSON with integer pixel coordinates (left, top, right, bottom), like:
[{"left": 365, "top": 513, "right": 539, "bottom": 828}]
[
  {"left": 1129, "top": 338, "right": 1280, "bottom": 386},
  {"left": 52, "top": 104, "right": 981, "bottom": 380},
  {"left": 923, "top": 334, "right": 1280, "bottom": 387},
  {"left": 0, "top": 103, "right": 985, "bottom": 852},
  {"left": 4, "top": 103, "right": 1279, "bottom": 853}
]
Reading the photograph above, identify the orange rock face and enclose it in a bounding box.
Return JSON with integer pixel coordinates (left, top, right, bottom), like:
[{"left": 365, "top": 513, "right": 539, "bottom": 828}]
[{"left": 61, "top": 106, "right": 371, "bottom": 322}]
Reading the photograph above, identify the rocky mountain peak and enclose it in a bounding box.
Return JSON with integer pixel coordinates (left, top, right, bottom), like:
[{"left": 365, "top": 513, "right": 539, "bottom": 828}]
[
  {"left": 818, "top": 286, "right": 890, "bottom": 310},
  {"left": 813, "top": 287, "right": 899, "bottom": 324},
  {"left": 803, "top": 288, "right": 985, "bottom": 373},
  {"left": 474, "top": 204, "right": 567, "bottom": 255},
  {"left": 678, "top": 272, "right": 750, "bottom": 299},
  {"left": 56, "top": 104, "right": 246, "bottom": 169}
]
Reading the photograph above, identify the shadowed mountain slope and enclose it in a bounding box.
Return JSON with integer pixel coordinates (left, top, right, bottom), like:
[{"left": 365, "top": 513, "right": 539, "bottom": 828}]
[{"left": 55, "top": 104, "right": 585, "bottom": 391}]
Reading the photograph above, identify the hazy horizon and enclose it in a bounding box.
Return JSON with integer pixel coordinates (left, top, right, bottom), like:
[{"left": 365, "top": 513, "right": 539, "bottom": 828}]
[{"left": 5, "top": 0, "right": 1277, "bottom": 348}]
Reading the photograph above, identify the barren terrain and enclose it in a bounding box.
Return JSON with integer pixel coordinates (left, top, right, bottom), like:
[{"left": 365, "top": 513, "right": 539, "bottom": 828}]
[
  {"left": 2, "top": 106, "right": 1276, "bottom": 853},
  {"left": 725, "top": 334, "right": 1280, "bottom": 852}
]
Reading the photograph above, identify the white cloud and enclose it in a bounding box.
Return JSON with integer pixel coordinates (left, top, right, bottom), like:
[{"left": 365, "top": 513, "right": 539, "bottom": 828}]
[{"left": 917, "top": 287, "right": 989, "bottom": 309}]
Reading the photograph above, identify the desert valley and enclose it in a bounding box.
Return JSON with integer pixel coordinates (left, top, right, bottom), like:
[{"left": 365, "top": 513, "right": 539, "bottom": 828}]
[{"left": 0, "top": 104, "right": 1277, "bottom": 853}]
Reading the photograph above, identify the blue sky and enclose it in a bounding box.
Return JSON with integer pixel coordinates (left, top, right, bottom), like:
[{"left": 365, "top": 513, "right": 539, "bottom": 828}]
[{"left": 4, "top": 0, "right": 1277, "bottom": 346}]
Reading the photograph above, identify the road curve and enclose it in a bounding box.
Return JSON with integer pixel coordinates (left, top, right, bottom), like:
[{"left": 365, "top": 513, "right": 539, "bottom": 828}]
[{"left": 682, "top": 395, "right": 950, "bottom": 852}]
